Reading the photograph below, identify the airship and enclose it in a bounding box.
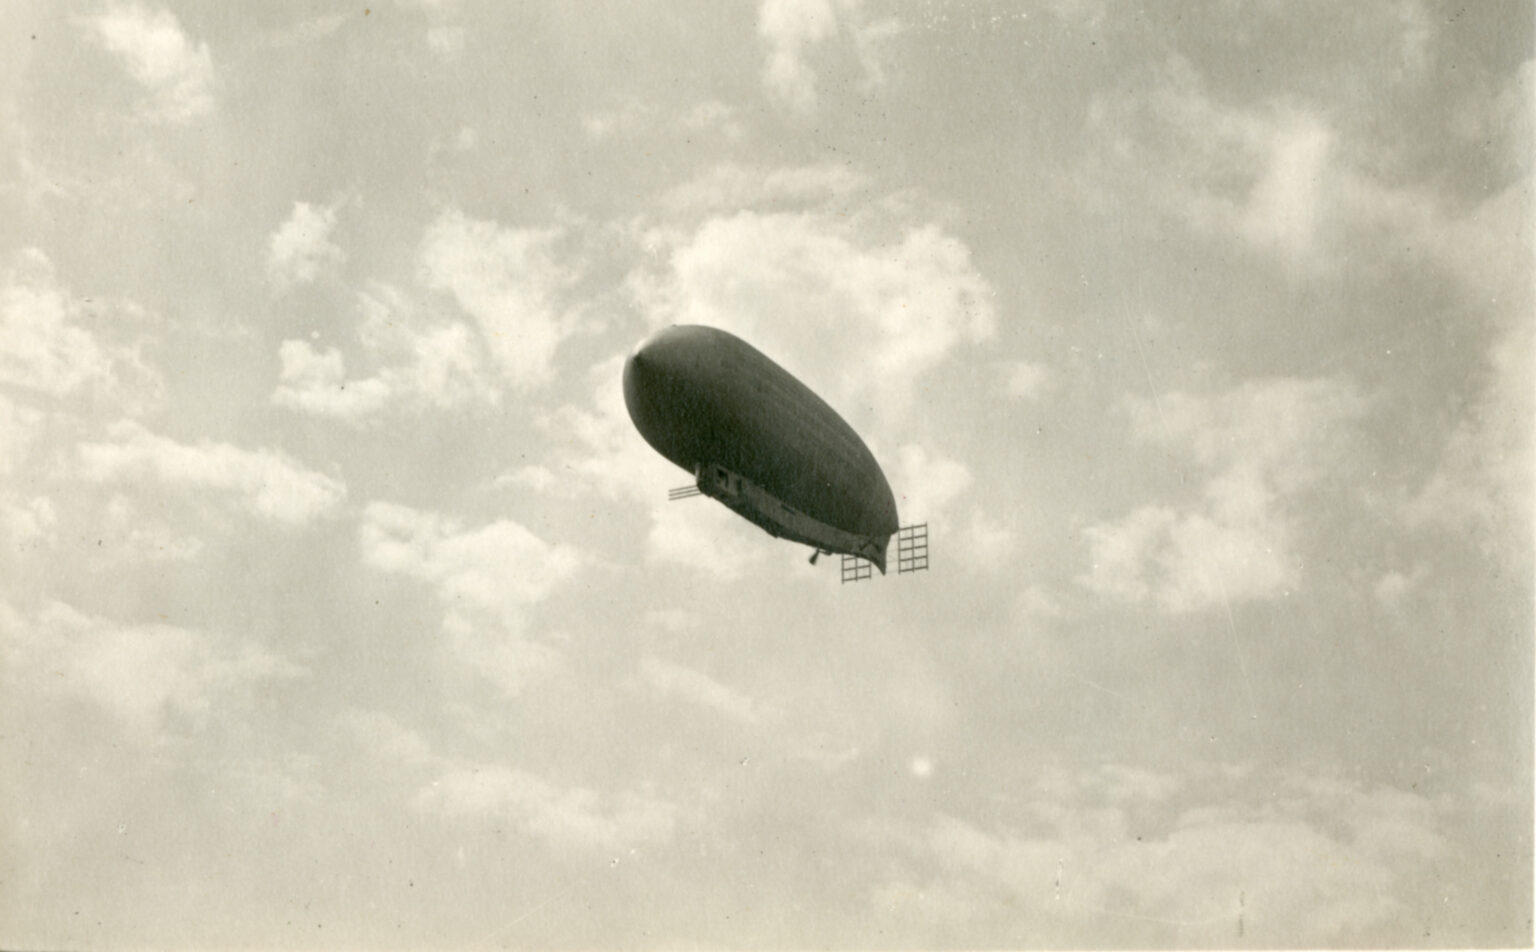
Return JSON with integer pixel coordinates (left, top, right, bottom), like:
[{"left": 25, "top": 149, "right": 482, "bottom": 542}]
[{"left": 623, "top": 324, "right": 926, "bottom": 578}]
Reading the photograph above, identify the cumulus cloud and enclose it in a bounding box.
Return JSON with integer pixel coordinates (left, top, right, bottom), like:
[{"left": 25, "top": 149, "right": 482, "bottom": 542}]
[
  {"left": 757, "top": 0, "right": 896, "bottom": 114},
  {"left": 1404, "top": 182, "right": 1533, "bottom": 567},
  {"left": 361, "top": 501, "right": 581, "bottom": 622},
  {"left": 267, "top": 201, "right": 345, "bottom": 290},
  {"left": 660, "top": 162, "right": 870, "bottom": 216},
  {"left": 335, "top": 708, "right": 438, "bottom": 768},
  {"left": 634, "top": 210, "right": 995, "bottom": 432},
  {"left": 272, "top": 340, "right": 390, "bottom": 418},
  {"left": 646, "top": 499, "right": 766, "bottom": 581},
  {"left": 77, "top": 421, "right": 346, "bottom": 526},
  {"left": 1080, "top": 377, "right": 1368, "bottom": 612},
  {"left": 869, "top": 762, "right": 1455, "bottom": 946},
  {"left": 1001, "top": 359, "right": 1054, "bottom": 401},
  {"left": 416, "top": 764, "right": 676, "bottom": 853},
  {"left": 2, "top": 599, "right": 303, "bottom": 738},
  {"left": 1083, "top": 58, "right": 1356, "bottom": 269},
  {"left": 0, "top": 248, "right": 160, "bottom": 408},
  {"left": 418, "top": 208, "right": 576, "bottom": 391},
  {"left": 273, "top": 284, "right": 499, "bottom": 422},
  {"left": 639, "top": 656, "right": 774, "bottom": 726},
  {"left": 887, "top": 442, "right": 972, "bottom": 524},
  {"left": 84, "top": 3, "right": 215, "bottom": 123},
  {"left": 0, "top": 495, "right": 56, "bottom": 551},
  {"left": 359, "top": 502, "right": 582, "bottom": 694},
  {"left": 758, "top": 0, "right": 839, "bottom": 113}
]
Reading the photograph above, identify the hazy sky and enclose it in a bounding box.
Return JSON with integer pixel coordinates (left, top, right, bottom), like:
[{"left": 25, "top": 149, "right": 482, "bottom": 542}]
[{"left": 2, "top": 1, "right": 1531, "bottom": 948}]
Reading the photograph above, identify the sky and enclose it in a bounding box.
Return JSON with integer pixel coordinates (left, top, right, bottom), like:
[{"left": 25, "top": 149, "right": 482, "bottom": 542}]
[{"left": 1, "top": 1, "right": 1531, "bottom": 948}]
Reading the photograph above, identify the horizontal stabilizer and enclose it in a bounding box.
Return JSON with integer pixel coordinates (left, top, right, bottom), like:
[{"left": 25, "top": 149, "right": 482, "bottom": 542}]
[
  {"left": 840, "top": 554, "right": 873, "bottom": 583},
  {"left": 840, "top": 523, "right": 928, "bottom": 583},
  {"left": 667, "top": 484, "right": 702, "bottom": 500},
  {"left": 896, "top": 523, "right": 929, "bottom": 574}
]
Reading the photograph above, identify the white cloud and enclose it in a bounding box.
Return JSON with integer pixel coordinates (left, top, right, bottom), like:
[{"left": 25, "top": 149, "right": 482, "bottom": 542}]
[
  {"left": 336, "top": 708, "right": 438, "bottom": 768},
  {"left": 418, "top": 208, "right": 576, "bottom": 391},
  {"left": 2, "top": 599, "right": 303, "bottom": 738},
  {"left": 635, "top": 210, "right": 995, "bottom": 432},
  {"left": 1001, "top": 359, "right": 1054, "bottom": 401},
  {"left": 361, "top": 501, "right": 581, "bottom": 623},
  {"left": 758, "top": 0, "right": 839, "bottom": 113},
  {"left": 660, "top": 162, "right": 870, "bottom": 216},
  {"left": 1080, "top": 377, "right": 1367, "bottom": 612},
  {"left": 267, "top": 201, "right": 344, "bottom": 290},
  {"left": 85, "top": 4, "right": 215, "bottom": 123},
  {"left": 1374, "top": 565, "right": 1428, "bottom": 609},
  {"left": 101, "top": 493, "right": 205, "bottom": 562},
  {"left": 416, "top": 765, "right": 676, "bottom": 852},
  {"left": 359, "top": 502, "right": 582, "bottom": 694},
  {"left": 426, "top": 25, "right": 465, "bottom": 59},
  {"left": 957, "top": 508, "right": 1016, "bottom": 569},
  {"left": 1084, "top": 59, "right": 1351, "bottom": 268},
  {"left": 888, "top": 442, "right": 972, "bottom": 524},
  {"left": 1404, "top": 183, "right": 1534, "bottom": 566},
  {"left": 0, "top": 248, "right": 159, "bottom": 407},
  {"left": 872, "top": 763, "right": 1453, "bottom": 946},
  {"left": 0, "top": 495, "right": 56, "bottom": 550},
  {"left": 273, "top": 285, "right": 499, "bottom": 422},
  {"left": 272, "top": 340, "right": 391, "bottom": 419},
  {"left": 645, "top": 497, "right": 766, "bottom": 581},
  {"left": 0, "top": 393, "right": 44, "bottom": 475},
  {"left": 757, "top": 0, "right": 895, "bottom": 114},
  {"left": 639, "top": 656, "right": 774, "bottom": 726},
  {"left": 77, "top": 421, "right": 347, "bottom": 526}
]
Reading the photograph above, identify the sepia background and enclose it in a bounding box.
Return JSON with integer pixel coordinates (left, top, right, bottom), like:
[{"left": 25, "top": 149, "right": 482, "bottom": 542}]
[{"left": 2, "top": 1, "right": 1531, "bottom": 948}]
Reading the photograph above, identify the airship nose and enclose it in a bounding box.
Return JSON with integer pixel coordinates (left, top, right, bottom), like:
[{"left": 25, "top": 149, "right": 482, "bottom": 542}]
[
  {"left": 623, "top": 327, "right": 688, "bottom": 411},
  {"left": 622, "top": 336, "right": 666, "bottom": 436}
]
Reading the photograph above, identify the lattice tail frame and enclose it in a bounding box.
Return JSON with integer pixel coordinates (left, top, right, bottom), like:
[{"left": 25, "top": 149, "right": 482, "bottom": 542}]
[
  {"left": 840, "top": 554, "right": 872, "bottom": 583},
  {"left": 896, "top": 523, "right": 929, "bottom": 574}
]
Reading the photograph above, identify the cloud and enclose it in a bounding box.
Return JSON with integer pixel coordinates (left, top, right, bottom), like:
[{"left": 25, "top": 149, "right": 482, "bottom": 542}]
[
  {"left": 416, "top": 765, "right": 676, "bottom": 853},
  {"left": 77, "top": 421, "right": 347, "bottom": 526},
  {"left": 660, "top": 162, "right": 870, "bottom": 216},
  {"left": 418, "top": 208, "right": 576, "bottom": 391},
  {"left": 757, "top": 0, "right": 897, "bottom": 114},
  {"left": 1403, "top": 181, "right": 1534, "bottom": 567},
  {"left": 634, "top": 210, "right": 996, "bottom": 432},
  {"left": 0, "top": 495, "right": 56, "bottom": 551},
  {"left": 360, "top": 501, "right": 582, "bottom": 622},
  {"left": 870, "top": 763, "right": 1455, "bottom": 946},
  {"left": 645, "top": 499, "right": 766, "bottom": 581},
  {"left": 886, "top": 442, "right": 972, "bottom": 526},
  {"left": 639, "top": 656, "right": 775, "bottom": 726},
  {"left": 359, "top": 502, "right": 582, "bottom": 694},
  {"left": 2, "top": 599, "right": 303, "bottom": 738},
  {"left": 0, "top": 248, "right": 160, "bottom": 408},
  {"left": 84, "top": 4, "right": 215, "bottom": 123},
  {"left": 1374, "top": 564, "right": 1428, "bottom": 609},
  {"left": 1080, "top": 377, "right": 1368, "bottom": 612},
  {"left": 0, "top": 393, "right": 44, "bottom": 475},
  {"left": 267, "top": 201, "right": 345, "bottom": 290},
  {"left": 1000, "top": 359, "right": 1054, "bottom": 401},
  {"left": 957, "top": 508, "right": 1016, "bottom": 569},
  {"left": 271, "top": 340, "right": 390, "bottom": 419},
  {"left": 758, "top": 0, "right": 839, "bottom": 113},
  {"left": 426, "top": 25, "right": 465, "bottom": 59},
  {"left": 273, "top": 284, "right": 499, "bottom": 422},
  {"left": 1083, "top": 58, "right": 1354, "bottom": 269},
  {"left": 335, "top": 708, "right": 438, "bottom": 768}
]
